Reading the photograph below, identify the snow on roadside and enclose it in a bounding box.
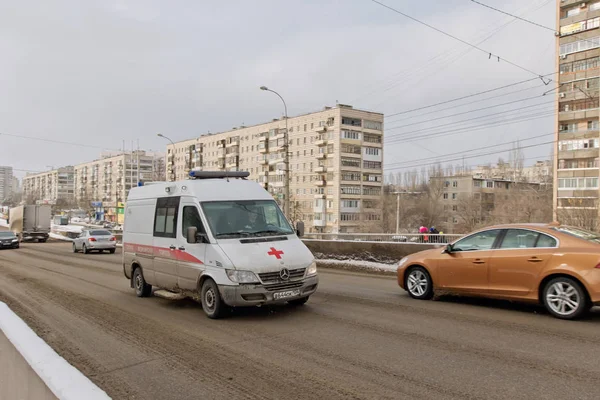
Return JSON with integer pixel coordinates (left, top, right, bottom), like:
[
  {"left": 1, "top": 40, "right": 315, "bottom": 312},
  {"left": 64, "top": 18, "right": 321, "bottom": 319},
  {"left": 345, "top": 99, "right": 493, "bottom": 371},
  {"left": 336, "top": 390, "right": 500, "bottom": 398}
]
[
  {"left": 317, "top": 259, "right": 398, "bottom": 273},
  {"left": 51, "top": 224, "right": 84, "bottom": 233},
  {"left": 0, "top": 218, "right": 7, "bottom": 227},
  {"left": 50, "top": 232, "right": 73, "bottom": 241}
]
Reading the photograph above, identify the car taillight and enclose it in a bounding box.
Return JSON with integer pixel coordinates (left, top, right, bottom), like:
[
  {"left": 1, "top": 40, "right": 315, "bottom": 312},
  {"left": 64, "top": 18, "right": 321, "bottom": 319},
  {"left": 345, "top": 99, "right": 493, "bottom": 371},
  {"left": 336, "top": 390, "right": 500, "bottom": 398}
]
[
  {"left": 88, "top": 238, "right": 97, "bottom": 242},
  {"left": 110, "top": 236, "right": 116, "bottom": 241}
]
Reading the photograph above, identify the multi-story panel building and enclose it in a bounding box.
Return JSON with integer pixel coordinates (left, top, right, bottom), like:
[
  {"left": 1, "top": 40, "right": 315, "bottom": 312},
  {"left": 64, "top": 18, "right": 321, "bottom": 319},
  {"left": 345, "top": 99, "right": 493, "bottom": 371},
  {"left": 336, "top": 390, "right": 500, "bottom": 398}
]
[
  {"left": 74, "top": 151, "right": 165, "bottom": 220},
  {"left": 168, "top": 104, "right": 384, "bottom": 233},
  {"left": 556, "top": 1, "right": 600, "bottom": 226},
  {"left": 22, "top": 167, "right": 75, "bottom": 203},
  {"left": 434, "top": 175, "right": 543, "bottom": 233},
  {"left": 0, "top": 166, "right": 13, "bottom": 202}
]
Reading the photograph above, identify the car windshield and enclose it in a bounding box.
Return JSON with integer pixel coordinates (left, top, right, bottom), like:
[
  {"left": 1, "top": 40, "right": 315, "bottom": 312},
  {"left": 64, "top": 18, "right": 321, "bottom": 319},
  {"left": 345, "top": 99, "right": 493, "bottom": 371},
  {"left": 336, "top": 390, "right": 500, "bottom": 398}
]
[
  {"left": 201, "top": 200, "right": 294, "bottom": 239},
  {"left": 553, "top": 226, "right": 600, "bottom": 244},
  {"left": 89, "top": 230, "right": 112, "bottom": 236},
  {"left": 0, "top": 232, "right": 16, "bottom": 238}
]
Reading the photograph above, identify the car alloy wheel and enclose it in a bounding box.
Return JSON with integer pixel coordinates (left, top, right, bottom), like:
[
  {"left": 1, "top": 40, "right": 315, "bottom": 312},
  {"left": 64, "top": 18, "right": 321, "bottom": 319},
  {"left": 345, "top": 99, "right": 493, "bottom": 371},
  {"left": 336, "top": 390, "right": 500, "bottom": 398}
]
[
  {"left": 407, "top": 269, "right": 428, "bottom": 297},
  {"left": 546, "top": 281, "right": 581, "bottom": 317}
]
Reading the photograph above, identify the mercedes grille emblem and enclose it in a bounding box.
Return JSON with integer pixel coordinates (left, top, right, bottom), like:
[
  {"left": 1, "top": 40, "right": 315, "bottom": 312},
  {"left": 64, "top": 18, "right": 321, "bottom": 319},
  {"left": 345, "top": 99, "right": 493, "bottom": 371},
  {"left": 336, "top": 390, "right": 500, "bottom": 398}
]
[{"left": 280, "top": 268, "right": 290, "bottom": 281}]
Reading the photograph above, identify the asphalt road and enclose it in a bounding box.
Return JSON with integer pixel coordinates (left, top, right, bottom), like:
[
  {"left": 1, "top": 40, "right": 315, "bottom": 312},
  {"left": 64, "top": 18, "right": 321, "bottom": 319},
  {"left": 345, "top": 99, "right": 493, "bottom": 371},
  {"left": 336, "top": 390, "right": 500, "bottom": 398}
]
[{"left": 0, "top": 242, "right": 599, "bottom": 400}]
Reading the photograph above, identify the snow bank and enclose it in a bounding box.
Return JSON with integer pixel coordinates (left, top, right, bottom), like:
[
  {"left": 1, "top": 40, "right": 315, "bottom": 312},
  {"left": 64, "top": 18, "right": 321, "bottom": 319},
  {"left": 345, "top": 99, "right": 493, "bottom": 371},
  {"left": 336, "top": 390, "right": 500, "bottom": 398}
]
[
  {"left": 317, "top": 259, "right": 398, "bottom": 274},
  {"left": 0, "top": 302, "right": 111, "bottom": 400},
  {"left": 0, "top": 218, "right": 8, "bottom": 228}
]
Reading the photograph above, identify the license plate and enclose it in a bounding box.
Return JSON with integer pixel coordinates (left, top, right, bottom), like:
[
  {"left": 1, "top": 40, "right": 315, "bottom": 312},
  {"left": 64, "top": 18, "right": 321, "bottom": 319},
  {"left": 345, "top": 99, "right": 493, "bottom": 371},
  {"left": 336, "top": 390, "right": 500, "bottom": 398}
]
[{"left": 274, "top": 289, "right": 300, "bottom": 300}]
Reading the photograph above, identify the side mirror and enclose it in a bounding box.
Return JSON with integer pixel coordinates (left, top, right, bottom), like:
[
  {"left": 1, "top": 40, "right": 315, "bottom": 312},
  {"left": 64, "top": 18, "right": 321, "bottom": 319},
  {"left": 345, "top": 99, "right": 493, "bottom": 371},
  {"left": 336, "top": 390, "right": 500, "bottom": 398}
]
[
  {"left": 187, "top": 226, "right": 198, "bottom": 244},
  {"left": 444, "top": 244, "right": 453, "bottom": 254},
  {"left": 296, "top": 221, "right": 305, "bottom": 237}
]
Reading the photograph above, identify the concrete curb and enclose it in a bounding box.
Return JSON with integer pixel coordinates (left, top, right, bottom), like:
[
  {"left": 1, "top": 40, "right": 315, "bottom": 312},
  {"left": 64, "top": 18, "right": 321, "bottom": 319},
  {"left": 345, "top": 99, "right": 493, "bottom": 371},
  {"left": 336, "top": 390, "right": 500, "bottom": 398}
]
[{"left": 0, "top": 302, "right": 111, "bottom": 400}]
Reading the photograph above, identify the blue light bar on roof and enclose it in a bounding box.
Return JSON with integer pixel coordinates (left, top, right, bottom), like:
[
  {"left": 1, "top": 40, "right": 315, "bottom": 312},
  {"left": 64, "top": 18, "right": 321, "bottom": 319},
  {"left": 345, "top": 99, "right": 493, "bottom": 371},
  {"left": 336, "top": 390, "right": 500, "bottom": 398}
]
[{"left": 188, "top": 170, "right": 250, "bottom": 179}]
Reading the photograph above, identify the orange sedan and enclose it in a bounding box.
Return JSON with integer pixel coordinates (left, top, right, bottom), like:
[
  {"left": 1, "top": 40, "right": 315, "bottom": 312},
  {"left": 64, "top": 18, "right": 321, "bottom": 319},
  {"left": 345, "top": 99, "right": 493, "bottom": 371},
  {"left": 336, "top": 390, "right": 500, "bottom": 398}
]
[{"left": 397, "top": 223, "right": 600, "bottom": 319}]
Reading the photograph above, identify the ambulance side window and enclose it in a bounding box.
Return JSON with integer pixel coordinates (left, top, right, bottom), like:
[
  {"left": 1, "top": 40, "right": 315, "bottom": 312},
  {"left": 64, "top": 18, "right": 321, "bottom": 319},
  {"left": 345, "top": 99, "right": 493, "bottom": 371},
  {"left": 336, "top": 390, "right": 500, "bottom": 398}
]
[
  {"left": 182, "top": 206, "right": 206, "bottom": 236},
  {"left": 153, "top": 197, "right": 180, "bottom": 238}
]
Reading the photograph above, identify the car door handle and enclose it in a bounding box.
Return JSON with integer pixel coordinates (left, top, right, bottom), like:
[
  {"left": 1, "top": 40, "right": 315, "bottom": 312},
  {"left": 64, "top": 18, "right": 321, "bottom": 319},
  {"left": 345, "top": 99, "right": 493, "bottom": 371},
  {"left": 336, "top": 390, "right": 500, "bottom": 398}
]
[
  {"left": 169, "top": 245, "right": 176, "bottom": 250},
  {"left": 528, "top": 257, "right": 543, "bottom": 262},
  {"left": 178, "top": 246, "right": 185, "bottom": 251},
  {"left": 472, "top": 259, "right": 485, "bottom": 264}
]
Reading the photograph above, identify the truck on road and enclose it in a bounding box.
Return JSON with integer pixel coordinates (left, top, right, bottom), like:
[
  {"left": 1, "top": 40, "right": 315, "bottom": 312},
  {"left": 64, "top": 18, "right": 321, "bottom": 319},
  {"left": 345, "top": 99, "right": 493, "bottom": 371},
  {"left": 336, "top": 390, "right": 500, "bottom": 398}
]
[{"left": 9, "top": 205, "right": 51, "bottom": 242}]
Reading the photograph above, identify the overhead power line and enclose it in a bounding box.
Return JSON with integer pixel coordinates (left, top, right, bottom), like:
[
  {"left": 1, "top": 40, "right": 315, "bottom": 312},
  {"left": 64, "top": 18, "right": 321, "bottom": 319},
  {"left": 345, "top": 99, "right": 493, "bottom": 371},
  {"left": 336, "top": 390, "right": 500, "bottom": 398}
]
[
  {"left": 0, "top": 132, "right": 122, "bottom": 151},
  {"left": 369, "top": 0, "right": 550, "bottom": 80},
  {"left": 386, "top": 132, "right": 554, "bottom": 167},
  {"left": 470, "top": 0, "right": 557, "bottom": 33},
  {"left": 386, "top": 109, "right": 556, "bottom": 145},
  {"left": 384, "top": 73, "right": 555, "bottom": 118},
  {"left": 386, "top": 94, "right": 552, "bottom": 131},
  {"left": 384, "top": 140, "right": 555, "bottom": 172}
]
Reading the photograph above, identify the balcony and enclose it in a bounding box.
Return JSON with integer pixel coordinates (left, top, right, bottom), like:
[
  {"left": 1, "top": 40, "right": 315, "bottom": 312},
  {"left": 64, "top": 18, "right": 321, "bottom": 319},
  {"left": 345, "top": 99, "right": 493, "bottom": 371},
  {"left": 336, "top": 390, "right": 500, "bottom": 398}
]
[
  {"left": 316, "top": 152, "right": 327, "bottom": 160},
  {"left": 217, "top": 149, "right": 226, "bottom": 158},
  {"left": 269, "top": 156, "right": 285, "bottom": 165},
  {"left": 259, "top": 144, "right": 268, "bottom": 154},
  {"left": 271, "top": 180, "right": 285, "bottom": 188},
  {"left": 315, "top": 136, "right": 328, "bottom": 146},
  {"left": 226, "top": 138, "right": 239, "bottom": 147},
  {"left": 314, "top": 179, "right": 326, "bottom": 186},
  {"left": 313, "top": 219, "right": 326, "bottom": 227},
  {"left": 259, "top": 156, "right": 269, "bottom": 165},
  {"left": 314, "top": 193, "right": 326, "bottom": 199},
  {"left": 259, "top": 135, "right": 268, "bottom": 142},
  {"left": 315, "top": 166, "right": 327, "bottom": 173},
  {"left": 315, "top": 125, "right": 327, "bottom": 133}
]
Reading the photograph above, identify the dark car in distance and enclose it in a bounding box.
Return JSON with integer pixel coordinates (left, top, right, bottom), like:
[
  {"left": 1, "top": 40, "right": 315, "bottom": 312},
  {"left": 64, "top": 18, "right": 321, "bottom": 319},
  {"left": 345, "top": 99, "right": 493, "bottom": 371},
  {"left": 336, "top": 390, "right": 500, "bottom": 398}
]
[{"left": 0, "top": 231, "right": 20, "bottom": 249}]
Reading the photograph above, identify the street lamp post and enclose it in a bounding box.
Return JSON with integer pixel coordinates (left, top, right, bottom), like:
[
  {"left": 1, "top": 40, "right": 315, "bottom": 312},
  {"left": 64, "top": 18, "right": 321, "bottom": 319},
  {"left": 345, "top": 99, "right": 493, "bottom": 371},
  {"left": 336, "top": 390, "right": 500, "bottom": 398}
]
[
  {"left": 157, "top": 133, "right": 176, "bottom": 182},
  {"left": 260, "top": 86, "right": 290, "bottom": 218}
]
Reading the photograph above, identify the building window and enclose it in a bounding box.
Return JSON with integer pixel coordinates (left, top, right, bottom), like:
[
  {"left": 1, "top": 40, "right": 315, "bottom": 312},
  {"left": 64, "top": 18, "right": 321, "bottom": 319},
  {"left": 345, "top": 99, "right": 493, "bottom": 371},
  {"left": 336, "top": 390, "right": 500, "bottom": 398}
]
[
  {"left": 364, "top": 147, "right": 380, "bottom": 156},
  {"left": 341, "top": 144, "right": 361, "bottom": 154},
  {"left": 443, "top": 193, "right": 449, "bottom": 200},
  {"left": 341, "top": 130, "right": 361, "bottom": 140},
  {"left": 363, "top": 134, "right": 382, "bottom": 143},
  {"left": 558, "top": 177, "right": 599, "bottom": 189},
  {"left": 363, "top": 161, "right": 382, "bottom": 169},
  {"left": 341, "top": 200, "right": 360, "bottom": 208},
  {"left": 473, "top": 180, "right": 481, "bottom": 187},
  {"left": 341, "top": 117, "right": 361, "bottom": 127},
  {"left": 340, "top": 186, "right": 361, "bottom": 195},
  {"left": 452, "top": 193, "right": 457, "bottom": 200},
  {"left": 363, "top": 187, "right": 381, "bottom": 196},
  {"left": 560, "top": 98, "right": 599, "bottom": 112},
  {"left": 560, "top": 36, "right": 600, "bottom": 56},
  {"left": 363, "top": 120, "right": 382, "bottom": 130},
  {"left": 558, "top": 138, "right": 600, "bottom": 151},
  {"left": 341, "top": 213, "right": 360, "bottom": 221},
  {"left": 452, "top": 181, "right": 458, "bottom": 187}
]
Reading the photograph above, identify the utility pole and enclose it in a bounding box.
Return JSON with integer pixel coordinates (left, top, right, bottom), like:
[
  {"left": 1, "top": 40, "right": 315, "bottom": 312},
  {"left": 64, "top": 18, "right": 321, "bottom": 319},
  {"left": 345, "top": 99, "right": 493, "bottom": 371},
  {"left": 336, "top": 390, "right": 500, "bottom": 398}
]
[
  {"left": 260, "top": 86, "right": 290, "bottom": 218},
  {"left": 395, "top": 192, "right": 400, "bottom": 234}
]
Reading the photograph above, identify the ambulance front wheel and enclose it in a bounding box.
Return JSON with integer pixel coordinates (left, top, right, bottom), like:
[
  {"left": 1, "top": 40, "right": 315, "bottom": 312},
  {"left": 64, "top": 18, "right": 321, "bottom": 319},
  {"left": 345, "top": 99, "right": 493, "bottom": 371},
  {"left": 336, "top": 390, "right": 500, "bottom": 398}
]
[{"left": 201, "top": 279, "right": 228, "bottom": 319}]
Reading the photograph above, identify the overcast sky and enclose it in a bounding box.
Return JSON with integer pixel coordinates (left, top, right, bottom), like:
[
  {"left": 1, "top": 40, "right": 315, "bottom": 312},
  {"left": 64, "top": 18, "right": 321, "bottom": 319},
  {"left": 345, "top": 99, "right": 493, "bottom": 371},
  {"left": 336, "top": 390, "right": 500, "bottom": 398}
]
[{"left": 0, "top": 0, "right": 556, "bottom": 179}]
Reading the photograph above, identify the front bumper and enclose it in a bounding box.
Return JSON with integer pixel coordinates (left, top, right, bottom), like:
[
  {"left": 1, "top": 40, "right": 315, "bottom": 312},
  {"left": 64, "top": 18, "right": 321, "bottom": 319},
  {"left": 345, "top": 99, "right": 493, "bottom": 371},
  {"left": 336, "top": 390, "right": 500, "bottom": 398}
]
[
  {"left": 0, "top": 241, "right": 18, "bottom": 248},
  {"left": 219, "top": 275, "right": 319, "bottom": 307}
]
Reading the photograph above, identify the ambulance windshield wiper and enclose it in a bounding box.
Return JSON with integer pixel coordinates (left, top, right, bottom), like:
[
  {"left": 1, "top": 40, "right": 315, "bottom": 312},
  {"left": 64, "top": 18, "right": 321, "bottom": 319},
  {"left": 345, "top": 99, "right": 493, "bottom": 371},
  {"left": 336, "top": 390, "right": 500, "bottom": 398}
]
[
  {"left": 215, "top": 232, "right": 251, "bottom": 238},
  {"left": 251, "top": 229, "right": 289, "bottom": 237}
]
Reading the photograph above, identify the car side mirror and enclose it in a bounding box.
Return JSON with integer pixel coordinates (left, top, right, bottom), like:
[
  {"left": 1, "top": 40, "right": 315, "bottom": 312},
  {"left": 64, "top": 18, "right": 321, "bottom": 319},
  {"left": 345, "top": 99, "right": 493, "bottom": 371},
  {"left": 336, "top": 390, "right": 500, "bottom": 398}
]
[
  {"left": 187, "top": 226, "right": 198, "bottom": 244},
  {"left": 444, "top": 244, "right": 453, "bottom": 254},
  {"left": 296, "top": 221, "right": 305, "bottom": 237}
]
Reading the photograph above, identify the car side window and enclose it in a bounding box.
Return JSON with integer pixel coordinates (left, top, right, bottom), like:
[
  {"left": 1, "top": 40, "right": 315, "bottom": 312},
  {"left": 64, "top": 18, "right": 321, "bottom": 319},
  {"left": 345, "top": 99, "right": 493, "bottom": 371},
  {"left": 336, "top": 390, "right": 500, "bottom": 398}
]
[
  {"left": 452, "top": 229, "right": 501, "bottom": 252},
  {"left": 153, "top": 197, "right": 181, "bottom": 238},
  {"left": 499, "top": 229, "right": 538, "bottom": 249},
  {"left": 536, "top": 233, "right": 557, "bottom": 248},
  {"left": 182, "top": 206, "right": 206, "bottom": 236}
]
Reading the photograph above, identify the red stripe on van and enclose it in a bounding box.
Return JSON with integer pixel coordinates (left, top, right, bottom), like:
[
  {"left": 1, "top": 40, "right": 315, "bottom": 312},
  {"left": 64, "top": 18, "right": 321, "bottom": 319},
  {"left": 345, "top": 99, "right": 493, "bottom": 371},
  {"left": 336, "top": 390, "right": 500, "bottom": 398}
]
[{"left": 123, "top": 243, "right": 204, "bottom": 264}]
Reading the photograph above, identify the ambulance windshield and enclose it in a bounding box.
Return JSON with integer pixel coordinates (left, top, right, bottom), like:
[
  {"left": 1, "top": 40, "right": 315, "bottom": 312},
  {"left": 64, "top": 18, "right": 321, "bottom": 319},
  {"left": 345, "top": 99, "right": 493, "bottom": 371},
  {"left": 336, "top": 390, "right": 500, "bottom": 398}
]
[{"left": 202, "top": 200, "right": 294, "bottom": 239}]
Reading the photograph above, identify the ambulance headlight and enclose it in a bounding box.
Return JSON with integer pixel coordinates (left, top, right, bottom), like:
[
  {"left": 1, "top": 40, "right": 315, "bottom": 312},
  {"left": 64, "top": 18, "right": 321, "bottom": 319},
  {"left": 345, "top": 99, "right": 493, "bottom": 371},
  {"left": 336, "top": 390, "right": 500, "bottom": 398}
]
[
  {"left": 306, "top": 261, "right": 317, "bottom": 276},
  {"left": 226, "top": 270, "right": 259, "bottom": 283}
]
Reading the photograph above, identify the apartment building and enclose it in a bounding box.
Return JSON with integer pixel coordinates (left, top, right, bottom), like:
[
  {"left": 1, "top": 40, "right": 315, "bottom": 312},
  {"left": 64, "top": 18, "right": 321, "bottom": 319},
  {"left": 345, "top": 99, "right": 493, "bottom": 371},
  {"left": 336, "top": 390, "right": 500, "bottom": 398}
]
[
  {"left": 22, "top": 167, "right": 75, "bottom": 204},
  {"left": 473, "top": 160, "right": 553, "bottom": 184},
  {"left": 74, "top": 151, "right": 165, "bottom": 221},
  {"left": 434, "top": 175, "right": 543, "bottom": 233},
  {"left": 167, "top": 104, "right": 384, "bottom": 233},
  {"left": 0, "top": 166, "right": 13, "bottom": 202},
  {"left": 556, "top": 0, "right": 600, "bottom": 226}
]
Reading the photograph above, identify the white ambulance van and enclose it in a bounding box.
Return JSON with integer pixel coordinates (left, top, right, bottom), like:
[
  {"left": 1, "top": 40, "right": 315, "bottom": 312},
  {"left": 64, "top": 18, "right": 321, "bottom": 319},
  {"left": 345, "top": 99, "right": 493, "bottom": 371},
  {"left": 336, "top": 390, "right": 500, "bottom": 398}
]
[{"left": 122, "top": 171, "right": 318, "bottom": 318}]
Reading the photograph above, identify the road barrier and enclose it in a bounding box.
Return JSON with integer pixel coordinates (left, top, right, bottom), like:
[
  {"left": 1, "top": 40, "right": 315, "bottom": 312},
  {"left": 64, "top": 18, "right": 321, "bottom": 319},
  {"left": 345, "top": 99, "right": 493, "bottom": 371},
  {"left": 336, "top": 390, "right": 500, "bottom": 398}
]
[
  {"left": 303, "top": 233, "right": 463, "bottom": 243},
  {"left": 0, "top": 302, "right": 111, "bottom": 400}
]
